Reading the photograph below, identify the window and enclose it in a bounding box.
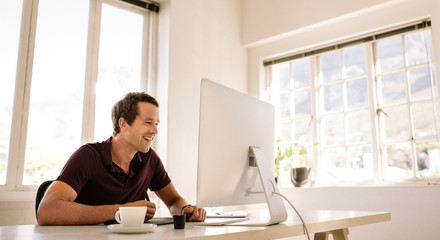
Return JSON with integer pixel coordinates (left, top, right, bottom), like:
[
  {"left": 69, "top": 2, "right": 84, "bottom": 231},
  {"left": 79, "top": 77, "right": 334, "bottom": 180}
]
[
  {"left": 0, "top": 0, "right": 158, "bottom": 190},
  {"left": 266, "top": 21, "right": 440, "bottom": 185}
]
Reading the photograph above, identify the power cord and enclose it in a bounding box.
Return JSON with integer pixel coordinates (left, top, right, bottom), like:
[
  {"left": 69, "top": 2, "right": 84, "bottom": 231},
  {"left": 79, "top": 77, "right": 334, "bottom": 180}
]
[{"left": 272, "top": 191, "right": 311, "bottom": 240}]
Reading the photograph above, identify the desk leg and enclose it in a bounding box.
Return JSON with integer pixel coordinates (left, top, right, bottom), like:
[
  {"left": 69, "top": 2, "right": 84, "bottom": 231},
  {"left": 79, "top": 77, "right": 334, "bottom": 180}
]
[
  {"left": 314, "top": 232, "right": 328, "bottom": 240},
  {"left": 314, "top": 228, "right": 349, "bottom": 240},
  {"left": 331, "top": 228, "right": 349, "bottom": 240}
]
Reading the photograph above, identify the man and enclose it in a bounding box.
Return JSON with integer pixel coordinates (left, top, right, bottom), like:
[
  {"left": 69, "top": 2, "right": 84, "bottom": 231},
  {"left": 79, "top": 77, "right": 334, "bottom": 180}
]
[{"left": 37, "top": 92, "right": 206, "bottom": 225}]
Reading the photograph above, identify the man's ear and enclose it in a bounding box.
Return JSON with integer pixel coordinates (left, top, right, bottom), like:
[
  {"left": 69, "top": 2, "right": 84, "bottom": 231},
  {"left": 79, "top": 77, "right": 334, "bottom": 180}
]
[{"left": 119, "top": 117, "right": 127, "bottom": 130}]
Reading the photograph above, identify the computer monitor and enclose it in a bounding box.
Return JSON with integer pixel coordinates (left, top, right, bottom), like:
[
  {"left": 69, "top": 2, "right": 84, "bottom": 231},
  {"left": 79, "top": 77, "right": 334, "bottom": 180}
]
[{"left": 196, "top": 78, "right": 287, "bottom": 225}]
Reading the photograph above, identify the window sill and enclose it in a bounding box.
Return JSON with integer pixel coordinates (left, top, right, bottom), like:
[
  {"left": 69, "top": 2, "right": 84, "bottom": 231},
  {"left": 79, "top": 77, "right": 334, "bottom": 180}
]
[
  {"left": 0, "top": 189, "right": 37, "bottom": 202},
  {"left": 277, "top": 179, "right": 440, "bottom": 189}
]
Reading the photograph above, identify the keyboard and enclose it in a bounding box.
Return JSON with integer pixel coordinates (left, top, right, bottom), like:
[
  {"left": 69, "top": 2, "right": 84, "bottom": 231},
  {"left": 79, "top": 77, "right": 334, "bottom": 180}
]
[
  {"left": 207, "top": 211, "right": 250, "bottom": 218},
  {"left": 196, "top": 218, "right": 247, "bottom": 226},
  {"left": 146, "top": 217, "right": 174, "bottom": 225},
  {"left": 104, "top": 217, "right": 174, "bottom": 226}
]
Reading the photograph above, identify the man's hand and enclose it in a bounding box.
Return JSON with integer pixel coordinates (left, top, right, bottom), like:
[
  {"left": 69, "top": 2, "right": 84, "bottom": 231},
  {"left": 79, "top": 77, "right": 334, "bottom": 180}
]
[
  {"left": 122, "top": 200, "right": 156, "bottom": 220},
  {"left": 183, "top": 205, "right": 206, "bottom": 222},
  {"left": 155, "top": 182, "right": 206, "bottom": 222}
]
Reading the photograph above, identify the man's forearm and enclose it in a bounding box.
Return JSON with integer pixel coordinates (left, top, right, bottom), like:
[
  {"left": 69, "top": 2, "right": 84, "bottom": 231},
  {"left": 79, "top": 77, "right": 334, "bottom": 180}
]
[
  {"left": 38, "top": 198, "right": 119, "bottom": 226},
  {"left": 168, "top": 197, "right": 190, "bottom": 216}
]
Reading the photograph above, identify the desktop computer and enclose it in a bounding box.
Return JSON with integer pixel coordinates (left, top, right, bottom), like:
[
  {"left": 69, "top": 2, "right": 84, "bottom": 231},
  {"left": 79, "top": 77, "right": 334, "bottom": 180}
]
[{"left": 196, "top": 78, "right": 287, "bottom": 226}]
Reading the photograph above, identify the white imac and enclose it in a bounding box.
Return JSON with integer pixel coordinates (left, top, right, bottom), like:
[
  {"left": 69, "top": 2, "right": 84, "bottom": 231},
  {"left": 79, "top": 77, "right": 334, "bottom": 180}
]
[{"left": 196, "top": 78, "right": 287, "bottom": 226}]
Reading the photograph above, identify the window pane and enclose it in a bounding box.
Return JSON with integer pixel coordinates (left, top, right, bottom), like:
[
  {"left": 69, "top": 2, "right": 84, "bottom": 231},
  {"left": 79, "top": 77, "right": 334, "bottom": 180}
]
[
  {"left": 294, "top": 118, "right": 313, "bottom": 143},
  {"left": 293, "top": 88, "right": 311, "bottom": 117},
  {"left": 271, "top": 64, "right": 283, "bottom": 92},
  {"left": 320, "top": 51, "right": 341, "bottom": 82},
  {"left": 380, "top": 71, "right": 406, "bottom": 105},
  {"left": 424, "top": 30, "right": 434, "bottom": 62},
  {"left": 322, "top": 147, "right": 345, "bottom": 168},
  {"left": 346, "top": 77, "right": 368, "bottom": 110},
  {"left": 323, "top": 83, "right": 343, "bottom": 112},
  {"left": 382, "top": 106, "right": 409, "bottom": 142},
  {"left": 278, "top": 62, "right": 290, "bottom": 90},
  {"left": 94, "top": 4, "right": 144, "bottom": 141},
  {"left": 347, "top": 110, "right": 371, "bottom": 143},
  {"left": 384, "top": 142, "right": 412, "bottom": 179},
  {"left": 377, "top": 36, "right": 403, "bottom": 71},
  {"left": 320, "top": 147, "right": 345, "bottom": 181},
  {"left": 279, "top": 92, "right": 290, "bottom": 119},
  {"left": 343, "top": 45, "right": 366, "bottom": 77},
  {"left": 346, "top": 145, "right": 374, "bottom": 179},
  {"left": 405, "top": 31, "right": 428, "bottom": 66},
  {"left": 408, "top": 66, "right": 433, "bottom": 101},
  {"left": 24, "top": 0, "right": 89, "bottom": 185},
  {"left": 319, "top": 146, "right": 374, "bottom": 183},
  {"left": 417, "top": 142, "right": 440, "bottom": 178},
  {"left": 412, "top": 102, "right": 436, "bottom": 139},
  {"left": 323, "top": 114, "right": 345, "bottom": 146},
  {"left": 280, "top": 121, "right": 292, "bottom": 143},
  {"left": 431, "top": 68, "right": 438, "bottom": 99},
  {"left": 0, "top": 0, "right": 23, "bottom": 184},
  {"left": 292, "top": 58, "right": 310, "bottom": 88}
]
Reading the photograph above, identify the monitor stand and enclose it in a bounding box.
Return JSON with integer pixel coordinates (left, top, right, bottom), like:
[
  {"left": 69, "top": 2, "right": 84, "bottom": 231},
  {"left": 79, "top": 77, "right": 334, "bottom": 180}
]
[
  {"left": 229, "top": 146, "right": 288, "bottom": 226},
  {"left": 198, "top": 146, "right": 288, "bottom": 227}
]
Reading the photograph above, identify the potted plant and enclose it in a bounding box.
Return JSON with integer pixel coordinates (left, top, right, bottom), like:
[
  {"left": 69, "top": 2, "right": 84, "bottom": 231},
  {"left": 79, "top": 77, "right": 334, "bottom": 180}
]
[
  {"left": 274, "top": 139, "right": 285, "bottom": 182},
  {"left": 275, "top": 140, "right": 318, "bottom": 187}
]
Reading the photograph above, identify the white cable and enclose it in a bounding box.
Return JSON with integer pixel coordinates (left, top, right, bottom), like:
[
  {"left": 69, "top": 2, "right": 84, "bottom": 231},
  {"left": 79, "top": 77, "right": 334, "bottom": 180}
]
[{"left": 272, "top": 191, "right": 311, "bottom": 240}]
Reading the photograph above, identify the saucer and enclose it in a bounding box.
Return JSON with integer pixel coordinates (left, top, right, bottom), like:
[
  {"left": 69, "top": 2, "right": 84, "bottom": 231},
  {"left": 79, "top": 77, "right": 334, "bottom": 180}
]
[{"left": 107, "top": 223, "right": 157, "bottom": 234}]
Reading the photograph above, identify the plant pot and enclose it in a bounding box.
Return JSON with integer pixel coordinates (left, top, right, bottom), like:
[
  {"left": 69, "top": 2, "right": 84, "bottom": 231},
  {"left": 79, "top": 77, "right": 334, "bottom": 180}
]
[{"left": 290, "top": 167, "right": 311, "bottom": 187}]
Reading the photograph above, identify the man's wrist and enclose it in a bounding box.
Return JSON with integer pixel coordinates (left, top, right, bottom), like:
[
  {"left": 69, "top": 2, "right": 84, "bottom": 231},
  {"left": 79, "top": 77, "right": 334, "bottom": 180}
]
[{"left": 180, "top": 204, "right": 192, "bottom": 215}]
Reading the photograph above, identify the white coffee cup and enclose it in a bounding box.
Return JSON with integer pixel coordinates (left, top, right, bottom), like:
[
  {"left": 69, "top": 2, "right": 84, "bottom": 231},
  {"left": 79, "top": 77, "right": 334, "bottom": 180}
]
[{"left": 115, "top": 206, "right": 147, "bottom": 227}]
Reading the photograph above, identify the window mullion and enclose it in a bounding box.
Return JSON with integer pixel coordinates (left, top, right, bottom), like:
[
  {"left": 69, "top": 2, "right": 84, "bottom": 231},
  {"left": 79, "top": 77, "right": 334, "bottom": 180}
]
[
  {"left": 142, "top": 11, "right": 153, "bottom": 93},
  {"left": 401, "top": 35, "right": 418, "bottom": 178},
  {"left": 365, "top": 42, "right": 382, "bottom": 182},
  {"left": 82, "top": 0, "right": 101, "bottom": 144},
  {"left": 341, "top": 50, "right": 350, "bottom": 169},
  {"left": 310, "top": 56, "right": 320, "bottom": 183}
]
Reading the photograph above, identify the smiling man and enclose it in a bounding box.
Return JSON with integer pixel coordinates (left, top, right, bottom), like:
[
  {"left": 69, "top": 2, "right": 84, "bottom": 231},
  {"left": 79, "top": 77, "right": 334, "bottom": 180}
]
[{"left": 37, "top": 92, "right": 206, "bottom": 225}]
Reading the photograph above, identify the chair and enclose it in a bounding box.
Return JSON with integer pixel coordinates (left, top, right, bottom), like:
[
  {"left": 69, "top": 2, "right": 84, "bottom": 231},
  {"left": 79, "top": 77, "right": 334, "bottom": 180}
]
[{"left": 35, "top": 180, "right": 54, "bottom": 220}]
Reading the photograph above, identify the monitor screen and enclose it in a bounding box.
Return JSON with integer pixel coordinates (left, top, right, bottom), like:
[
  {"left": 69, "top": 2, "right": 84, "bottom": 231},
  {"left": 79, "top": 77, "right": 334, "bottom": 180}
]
[{"left": 196, "top": 78, "right": 275, "bottom": 208}]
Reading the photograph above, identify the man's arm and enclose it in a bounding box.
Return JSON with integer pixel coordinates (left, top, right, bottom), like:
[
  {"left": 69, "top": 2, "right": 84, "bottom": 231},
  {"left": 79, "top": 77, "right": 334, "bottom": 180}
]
[
  {"left": 155, "top": 182, "right": 206, "bottom": 222},
  {"left": 37, "top": 181, "right": 156, "bottom": 226}
]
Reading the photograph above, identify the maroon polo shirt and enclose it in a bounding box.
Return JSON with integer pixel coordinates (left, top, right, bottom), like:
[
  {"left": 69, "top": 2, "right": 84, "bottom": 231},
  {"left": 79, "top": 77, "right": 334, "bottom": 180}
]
[{"left": 56, "top": 137, "right": 171, "bottom": 205}]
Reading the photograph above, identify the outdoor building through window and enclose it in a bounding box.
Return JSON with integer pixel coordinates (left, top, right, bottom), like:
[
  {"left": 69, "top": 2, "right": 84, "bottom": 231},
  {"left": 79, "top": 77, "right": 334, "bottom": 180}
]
[{"left": 266, "top": 20, "right": 440, "bottom": 185}]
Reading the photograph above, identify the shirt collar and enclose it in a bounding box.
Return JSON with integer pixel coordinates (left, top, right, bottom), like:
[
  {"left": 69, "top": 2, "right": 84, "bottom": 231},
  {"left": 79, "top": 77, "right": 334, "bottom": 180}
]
[{"left": 102, "top": 137, "right": 143, "bottom": 174}]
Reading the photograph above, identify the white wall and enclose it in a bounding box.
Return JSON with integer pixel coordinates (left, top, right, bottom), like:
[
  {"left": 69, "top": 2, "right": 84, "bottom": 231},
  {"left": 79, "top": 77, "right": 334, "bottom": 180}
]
[
  {"left": 163, "top": 0, "right": 247, "bottom": 203},
  {"left": 242, "top": 0, "right": 398, "bottom": 47},
  {"left": 243, "top": 0, "right": 440, "bottom": 239}
]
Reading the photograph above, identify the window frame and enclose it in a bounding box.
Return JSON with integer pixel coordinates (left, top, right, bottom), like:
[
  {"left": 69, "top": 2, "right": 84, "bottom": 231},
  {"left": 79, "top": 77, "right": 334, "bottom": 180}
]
[
  {"left": 265, "top": 21, "right": 439, "bottom": 186},
  {"left": 1, "top": 0, "right": 158, "bottom": 197}
]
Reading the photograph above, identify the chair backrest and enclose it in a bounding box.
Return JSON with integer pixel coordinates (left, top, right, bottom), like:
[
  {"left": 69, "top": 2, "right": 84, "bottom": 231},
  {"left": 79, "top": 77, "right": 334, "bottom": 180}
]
[{"left": 35, "top": 180, "right": 54, "bottom": 220}]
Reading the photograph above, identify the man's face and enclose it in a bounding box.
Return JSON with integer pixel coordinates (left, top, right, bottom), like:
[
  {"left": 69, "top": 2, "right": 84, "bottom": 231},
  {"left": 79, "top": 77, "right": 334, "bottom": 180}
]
[{"left": 122, "top": 102, "right": 159, "bottom": 153}]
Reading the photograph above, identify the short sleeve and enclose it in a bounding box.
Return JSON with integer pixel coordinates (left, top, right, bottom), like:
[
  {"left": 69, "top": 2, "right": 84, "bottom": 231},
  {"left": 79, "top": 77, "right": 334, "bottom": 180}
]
[{"left": 56, "top": 145, "right": 98, "bottom": 195}]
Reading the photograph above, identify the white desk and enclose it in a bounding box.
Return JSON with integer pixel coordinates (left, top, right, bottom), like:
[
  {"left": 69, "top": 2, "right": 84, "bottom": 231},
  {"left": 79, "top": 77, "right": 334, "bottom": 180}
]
[{"left": 0, "top": 210, "right": 390, "bottom": 240}]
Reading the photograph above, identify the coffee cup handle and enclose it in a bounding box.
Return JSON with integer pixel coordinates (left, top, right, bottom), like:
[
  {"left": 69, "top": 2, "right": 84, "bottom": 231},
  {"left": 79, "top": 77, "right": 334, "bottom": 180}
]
[{"left": 115, "top": 211, "right": 122, "bottom": 224}]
